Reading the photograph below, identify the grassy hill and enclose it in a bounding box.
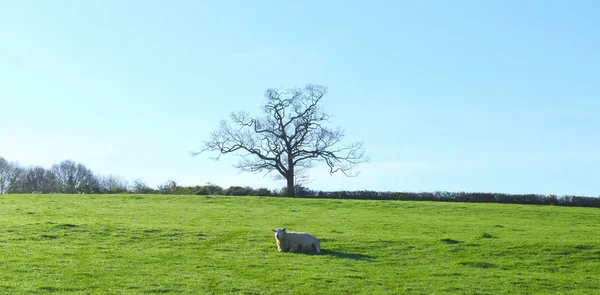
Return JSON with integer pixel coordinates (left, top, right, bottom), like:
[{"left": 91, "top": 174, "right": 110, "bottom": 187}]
[{"left": 1, "top": 194, "right": 599, "bottom": 294}]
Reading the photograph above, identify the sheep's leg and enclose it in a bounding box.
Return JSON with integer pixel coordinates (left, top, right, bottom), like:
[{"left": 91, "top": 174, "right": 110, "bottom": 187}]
[
  {"left": 313, "top": 241, "right": 321, "bottom": 253},
  {"left": 277, "top": 241, "right": 288, "bottom": 252}
]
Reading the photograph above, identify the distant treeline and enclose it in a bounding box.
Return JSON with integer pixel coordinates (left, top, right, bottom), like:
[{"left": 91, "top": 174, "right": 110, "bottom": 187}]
[
  {"left": 1, "top": 156, "right": 598, "bottom": 208},
  {"left": 0, "top": 156, "right": 279, "bottom": 196},
  {"left": 291, "top": 189, "right": 600, "bottom": 208},
  {"left": 201, "top": 186, "right": 600, "bottom": 208}
]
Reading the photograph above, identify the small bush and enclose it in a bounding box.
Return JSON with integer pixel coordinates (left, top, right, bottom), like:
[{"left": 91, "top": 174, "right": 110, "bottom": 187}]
[
  {"left": 254, "top": 188, "right": 272, "bottom": 196},
  {"left": 224, "top": 186, "right": 254, "bottom": 196},
  {"left": 196, "top": 183, "right": 224, "bottom": 195}
]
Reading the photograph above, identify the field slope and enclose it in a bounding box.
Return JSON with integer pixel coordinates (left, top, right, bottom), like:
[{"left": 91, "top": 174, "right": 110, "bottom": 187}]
[{"left": 1, "top": 194, "right": 599, "bottom": 294}]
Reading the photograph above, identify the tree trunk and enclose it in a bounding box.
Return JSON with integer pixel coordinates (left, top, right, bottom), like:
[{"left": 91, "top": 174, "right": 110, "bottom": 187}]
[{"left": 286, "top": 164, "right": 295, "bottom": 197}]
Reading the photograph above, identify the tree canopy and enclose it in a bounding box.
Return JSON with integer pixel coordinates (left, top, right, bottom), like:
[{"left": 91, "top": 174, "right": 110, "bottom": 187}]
[{"left": 193, "top": 84, "right": 368, "bottom": 197}]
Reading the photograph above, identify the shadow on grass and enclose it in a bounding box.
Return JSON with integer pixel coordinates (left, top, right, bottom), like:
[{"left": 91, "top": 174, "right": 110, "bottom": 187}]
[
  {"left": 441, "top": 238, "right": 461, "bottom": 244},
  {"left": 459, "top": 261, "right": 497, "bottom": 269},
  {"left": 295, "top": 249, "right": 374, "bottom": 260}
]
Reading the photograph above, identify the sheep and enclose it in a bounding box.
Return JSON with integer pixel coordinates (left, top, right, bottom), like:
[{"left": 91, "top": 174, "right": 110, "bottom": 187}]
[{"left": 271, "top": 228, "right": 321, "bottom": 253}]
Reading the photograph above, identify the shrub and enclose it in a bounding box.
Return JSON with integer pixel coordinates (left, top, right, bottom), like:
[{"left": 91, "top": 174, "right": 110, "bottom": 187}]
[
  {"left": 196, "top": 183, "right": 224, "bottom": 195},
  {"left": 224, "top": 186, "right": 254, "bottom": 196},
  {"left": 254, "top": 188, "right": 272, "bottom": 196}
]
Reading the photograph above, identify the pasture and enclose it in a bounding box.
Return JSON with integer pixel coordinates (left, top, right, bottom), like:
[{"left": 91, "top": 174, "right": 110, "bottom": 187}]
[{"left": 0, "top": 194, "right": 599, "bottom": 294}]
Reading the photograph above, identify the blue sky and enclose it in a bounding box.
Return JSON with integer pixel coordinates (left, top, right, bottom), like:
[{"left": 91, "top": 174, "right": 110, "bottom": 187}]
[{"left": 1, "top": 1, "right": 598, "bottom": 196}]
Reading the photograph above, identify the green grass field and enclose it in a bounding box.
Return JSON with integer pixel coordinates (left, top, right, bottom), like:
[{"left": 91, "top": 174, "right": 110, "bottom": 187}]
[{"left": 1, "top": 194, "right": 599, "bottom": 294}]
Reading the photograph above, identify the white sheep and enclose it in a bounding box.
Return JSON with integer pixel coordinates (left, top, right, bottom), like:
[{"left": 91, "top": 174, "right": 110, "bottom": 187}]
[{"left": 271, "top": 228, "right": 321, "bottom": 253}]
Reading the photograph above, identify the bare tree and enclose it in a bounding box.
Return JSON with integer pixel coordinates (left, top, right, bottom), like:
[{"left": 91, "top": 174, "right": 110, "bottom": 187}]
[
  {"left": 52, "top": 160, "right": 100, "bottom": 194},
  {"left": 157, "top": 179, "right": 178, "bottom": 194},
  {"left": 0, "top": 157, "right": 14, "bottom": 194},
  {"left": 15, "top": 166, "right": 58, "bottom": 193},
  {"left": 192, "top": 84, "right": 368, "bottom": 197},
  {"left": 5, "top": 164, "right": 26, "bottom": 193},
  {"left": 0, "top": 158, "right": 33, "bottom": 194},
  {"left": 131, "top": 178, "right": 155, "bottom": 194},
  {"left": 99, "top": 175, "right": 129, "bottom": 194}
]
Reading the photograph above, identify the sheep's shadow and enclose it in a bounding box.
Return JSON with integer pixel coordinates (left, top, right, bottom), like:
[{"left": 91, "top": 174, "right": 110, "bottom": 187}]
[
  {"left": 295, "top": 249, "right": 374, "bottom": 261},
  {"left": 321, "top": 250, "right": 374, "bottom": 260}
]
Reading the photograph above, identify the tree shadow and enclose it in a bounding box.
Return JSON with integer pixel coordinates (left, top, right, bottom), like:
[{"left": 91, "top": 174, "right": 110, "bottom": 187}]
[{"left": 295, "top": 249, "right": 374, "bottom": 261}]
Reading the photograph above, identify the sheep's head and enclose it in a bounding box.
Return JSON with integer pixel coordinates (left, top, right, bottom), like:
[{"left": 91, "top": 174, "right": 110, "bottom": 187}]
[{"left": 271, "top": 228, "right": 286, "bottom": 240}]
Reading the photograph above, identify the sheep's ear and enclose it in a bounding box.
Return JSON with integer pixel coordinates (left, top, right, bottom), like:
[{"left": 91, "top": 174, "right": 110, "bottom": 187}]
[
  {"left": 282, "top": 228, "right": 286, "bottom": 231},
  {"left": 270, "top": 229, "right": 276, "bottom": 233}
]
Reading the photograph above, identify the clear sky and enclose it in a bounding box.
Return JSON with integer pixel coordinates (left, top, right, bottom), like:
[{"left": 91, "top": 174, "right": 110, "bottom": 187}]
[{"left": 1, "top": 1, "right": 598, "bottom": 196}]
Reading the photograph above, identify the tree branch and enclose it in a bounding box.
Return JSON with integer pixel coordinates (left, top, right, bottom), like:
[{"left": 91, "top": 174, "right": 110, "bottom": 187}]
[{"left": 191, "top": 84, "right": 368, "bottom": 195}]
